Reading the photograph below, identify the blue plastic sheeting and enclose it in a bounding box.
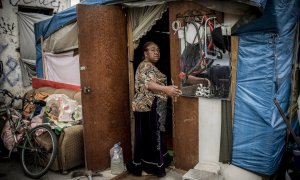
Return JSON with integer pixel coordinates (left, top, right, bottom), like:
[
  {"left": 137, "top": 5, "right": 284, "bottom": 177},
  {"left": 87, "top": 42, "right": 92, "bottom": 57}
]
[
  {"left": 34, "top": 0, "right": 114, "bottom": 78},
  {"left": 232, "top": 0, "right": 300, "bottom": 175},
  {"left": 239, "top": 0, "right": 267, "bottom": 9},
  {"left": 234, "top": 0, "right": 300, "bottom": 35}
]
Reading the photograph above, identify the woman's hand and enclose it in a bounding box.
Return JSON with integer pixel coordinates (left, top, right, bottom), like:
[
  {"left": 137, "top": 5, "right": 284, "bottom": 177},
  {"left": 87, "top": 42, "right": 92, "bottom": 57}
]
[
  {"left": 163, "top": 85, "right": 182, "bottom": 97},
  {"left": 147, "top": 81, "right": 182, "bottom": 97}
]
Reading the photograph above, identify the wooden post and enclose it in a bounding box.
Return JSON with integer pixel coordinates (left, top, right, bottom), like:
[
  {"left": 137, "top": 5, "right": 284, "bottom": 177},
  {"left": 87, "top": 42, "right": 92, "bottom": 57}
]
[
  {"left": 230, "top": 36, "right": 239, "bottom": 123},
  {"left": 288, "top": 22, "right": 299, "bottom": 122},
  {"left": 127, "top": 13, "right": 135, "bottom": 157},
  {"left": 40, "top": 37, "right": 46, "bottom": 79}
]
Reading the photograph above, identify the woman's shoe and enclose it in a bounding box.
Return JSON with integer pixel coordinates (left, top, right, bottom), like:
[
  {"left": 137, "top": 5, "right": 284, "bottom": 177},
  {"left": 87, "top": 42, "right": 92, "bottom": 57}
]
[{"left": 126, "top": 161, "right": 142, "bottom": 176}]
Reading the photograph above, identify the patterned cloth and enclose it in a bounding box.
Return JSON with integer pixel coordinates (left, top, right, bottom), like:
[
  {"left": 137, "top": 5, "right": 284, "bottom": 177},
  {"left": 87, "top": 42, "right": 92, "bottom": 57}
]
[
  {"left": 132, "top": 61, "right": 167, "bottom": 112},
  {"left": 22, "top": 91, "right": 50, "bottom": 118}
]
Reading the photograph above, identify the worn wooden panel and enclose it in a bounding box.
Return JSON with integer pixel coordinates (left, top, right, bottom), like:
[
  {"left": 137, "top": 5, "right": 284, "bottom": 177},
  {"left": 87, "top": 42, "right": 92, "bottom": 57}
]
[
  {"left": 169, "top": 1, "right": 206, "bottom": 170},
  {"left": 127, "top": 15, "right": 135, "bottom": 157},
  {"left": 288, "top": 22, "right": 299, "bottom": 121},
  {"left": 230, "top": 36, "right": 239, "bottom": 121},
  {"left": 77, "top": 4, "right": 131, "bottom": 171}
]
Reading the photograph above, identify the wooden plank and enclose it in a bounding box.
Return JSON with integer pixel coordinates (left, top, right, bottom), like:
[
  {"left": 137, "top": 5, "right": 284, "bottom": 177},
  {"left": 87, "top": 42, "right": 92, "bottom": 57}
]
[
  {"left": 230, "top": 36, "right": 239, "bottom": 122},
  {"left": 288, "top": 22, "right": 299, "bottom": 121},
  {"left": 169, "top": 1, "right": 217, "bottom": 170},
  {"left": 127, "top": 14, "right": 135, "bottom": 157},
  {"left": 41, "top": 37, "right": 46, "bottom": 79}
]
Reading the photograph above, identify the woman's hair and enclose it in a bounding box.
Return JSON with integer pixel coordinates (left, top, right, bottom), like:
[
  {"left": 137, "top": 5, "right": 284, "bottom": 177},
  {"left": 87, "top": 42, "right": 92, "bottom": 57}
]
[{"left": 142, "top": 41, "right": 157, "bottom": 60}]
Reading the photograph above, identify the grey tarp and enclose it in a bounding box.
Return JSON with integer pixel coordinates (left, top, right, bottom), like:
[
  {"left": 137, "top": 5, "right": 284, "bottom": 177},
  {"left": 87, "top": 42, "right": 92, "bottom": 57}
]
[
  {"left": 17, "top": 12, "right": 50, "bottom": 86},
  {"left": 43, "top": 22, "right": 78, "bottom": 53}
]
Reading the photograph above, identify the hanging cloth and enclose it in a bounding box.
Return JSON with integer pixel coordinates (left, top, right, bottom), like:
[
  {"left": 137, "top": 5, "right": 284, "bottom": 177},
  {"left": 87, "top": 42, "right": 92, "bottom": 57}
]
[
  {"left": 17, "top": 12, "right": 51, "bottom": 86},
  {"left": 43, "top": 51, "right": 80, "bottom": 86},
  {"left": 128, "top": 4, "right": 167, "bottom": 48},
  {"left": 43, "top": 22, "right": 78, "bottom": 53}
]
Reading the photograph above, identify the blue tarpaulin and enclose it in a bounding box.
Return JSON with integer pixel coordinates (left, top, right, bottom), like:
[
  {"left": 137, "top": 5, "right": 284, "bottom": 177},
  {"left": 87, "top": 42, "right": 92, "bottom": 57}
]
[
  {"left": 234, "top": 0, "right": 300, "bottom": 34},
  {"left": 239, "top": 0, "right": 267, "bottom": 9},
  {"left": 232, "top": 0, "right": 300, "bottom": 175}
]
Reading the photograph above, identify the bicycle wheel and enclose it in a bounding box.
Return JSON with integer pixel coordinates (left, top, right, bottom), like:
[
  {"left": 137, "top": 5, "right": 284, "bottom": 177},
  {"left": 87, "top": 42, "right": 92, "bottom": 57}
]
[{"left": 20, "top": 125, "right": 58, "bottom": 179}]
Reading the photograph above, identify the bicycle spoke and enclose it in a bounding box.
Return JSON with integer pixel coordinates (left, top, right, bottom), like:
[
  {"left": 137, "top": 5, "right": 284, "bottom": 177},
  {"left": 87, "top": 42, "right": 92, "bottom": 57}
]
[{"left": 21, "top": 125, "right": 57, "bottom": 178}]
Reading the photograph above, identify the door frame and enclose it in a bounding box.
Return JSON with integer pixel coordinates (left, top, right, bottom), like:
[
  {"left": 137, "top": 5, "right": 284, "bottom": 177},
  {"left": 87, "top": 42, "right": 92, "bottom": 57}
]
[{"left": 126, "top": 1, "right": 200, "bottom": 170}]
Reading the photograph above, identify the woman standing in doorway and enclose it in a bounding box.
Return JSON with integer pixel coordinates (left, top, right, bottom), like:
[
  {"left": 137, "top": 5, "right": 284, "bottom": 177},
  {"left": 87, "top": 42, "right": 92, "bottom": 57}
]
[{"left": 126, "top": 41, "right": 181, "bottom": 177}]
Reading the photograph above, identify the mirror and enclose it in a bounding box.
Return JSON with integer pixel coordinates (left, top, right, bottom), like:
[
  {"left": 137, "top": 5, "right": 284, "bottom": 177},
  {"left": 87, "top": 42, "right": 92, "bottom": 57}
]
[{"left": 173, "top": 15, "right": 231, "bottom": 99}]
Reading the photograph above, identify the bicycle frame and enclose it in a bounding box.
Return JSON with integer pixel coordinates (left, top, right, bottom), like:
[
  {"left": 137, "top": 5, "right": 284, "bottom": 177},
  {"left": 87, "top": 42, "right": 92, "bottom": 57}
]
[
  {"left": 1, "top": 90, "right": 40, "bottom": 156},
  {"left": 1, "top": 89, "right": 58, "bottom": 178},
  {"left": 4, "top": 106, "right": 33, "bottom": 157}
]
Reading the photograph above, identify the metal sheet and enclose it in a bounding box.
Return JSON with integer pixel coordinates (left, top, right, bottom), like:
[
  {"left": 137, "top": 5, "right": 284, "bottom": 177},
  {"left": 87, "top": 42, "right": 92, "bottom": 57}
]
[{"left": 77, "top": 4, "right": 131, "bottom": 171}]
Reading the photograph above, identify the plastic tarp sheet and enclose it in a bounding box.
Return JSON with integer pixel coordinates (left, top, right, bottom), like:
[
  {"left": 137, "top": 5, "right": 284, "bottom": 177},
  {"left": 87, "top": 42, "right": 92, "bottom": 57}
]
[
  {"left": 232, "top": 0, "right": 300, "bottom": 175},
  {"left": 234, "top": 0, "right": 300, "bottom": 34},
  {"left": 44, "top": 51, "right": 80, "bottom": 85},
  {"left": 17, "top": 12, "right": 51, "bottom": 86},
  {"left": 34, "top": 0, "right": 112, "bottom": 78},
  {"left": 43, "top": 22, "right": 78, "bottom": 53},
  {"left": 237, "top": 0, "right": 267, "bottom": 9}
]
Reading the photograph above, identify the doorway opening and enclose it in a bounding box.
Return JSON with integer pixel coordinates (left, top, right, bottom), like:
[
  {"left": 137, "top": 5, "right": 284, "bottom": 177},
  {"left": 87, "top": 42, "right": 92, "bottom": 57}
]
[
  {"left": 133, "top": 10, "right": 173, "bottom": 153},
  {"left": 18, "top": 5, "right": 54, "bottom": 15}
]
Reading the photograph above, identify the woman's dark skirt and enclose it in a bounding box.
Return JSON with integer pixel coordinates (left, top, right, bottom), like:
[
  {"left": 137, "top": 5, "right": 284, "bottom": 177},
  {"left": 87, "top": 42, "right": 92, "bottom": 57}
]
[{"left": 126, "top": 98, "right": 172, "bottom": 177}]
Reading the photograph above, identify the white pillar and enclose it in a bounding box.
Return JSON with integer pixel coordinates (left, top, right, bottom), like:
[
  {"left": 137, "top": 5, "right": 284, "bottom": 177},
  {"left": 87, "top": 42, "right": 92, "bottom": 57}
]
[
  {"left": 183, "top": 98, "right": 222, "bottom": 180},
  {"left": 198, "top": 97, "right": 222, "bottom": 163}
]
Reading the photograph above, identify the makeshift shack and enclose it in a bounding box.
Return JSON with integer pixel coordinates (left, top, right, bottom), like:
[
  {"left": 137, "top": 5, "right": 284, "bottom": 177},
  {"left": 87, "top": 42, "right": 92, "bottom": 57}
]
[{"left": 34, "top": 0, "right": 300, "bottom": 178}]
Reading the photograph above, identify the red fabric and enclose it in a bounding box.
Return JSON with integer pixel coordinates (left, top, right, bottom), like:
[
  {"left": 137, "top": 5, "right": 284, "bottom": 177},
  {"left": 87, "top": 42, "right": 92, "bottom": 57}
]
[
  {"left": 203, "top": 15, "right": 215, "bottom": 50},
  {"left": 32, "top": 78, "right": 80, "bottom": 91}
]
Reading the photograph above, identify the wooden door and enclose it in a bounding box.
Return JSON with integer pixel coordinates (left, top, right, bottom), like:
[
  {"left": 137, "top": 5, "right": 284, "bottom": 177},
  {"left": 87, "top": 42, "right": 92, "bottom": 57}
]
[{"left": 77, "top": 4, "right": 131, "bottom": 171}]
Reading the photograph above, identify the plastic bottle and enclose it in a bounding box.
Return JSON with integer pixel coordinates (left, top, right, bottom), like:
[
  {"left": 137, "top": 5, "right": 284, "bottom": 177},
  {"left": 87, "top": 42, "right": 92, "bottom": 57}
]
[{"left": 110, "top": 142, "right": 124, "bottom": 175}]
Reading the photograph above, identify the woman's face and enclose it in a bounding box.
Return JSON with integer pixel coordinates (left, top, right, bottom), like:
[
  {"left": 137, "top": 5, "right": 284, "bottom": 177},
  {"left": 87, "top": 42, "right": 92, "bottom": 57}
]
[{"left": 144, "top": 43, "right": 160, "bottom": 63}]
